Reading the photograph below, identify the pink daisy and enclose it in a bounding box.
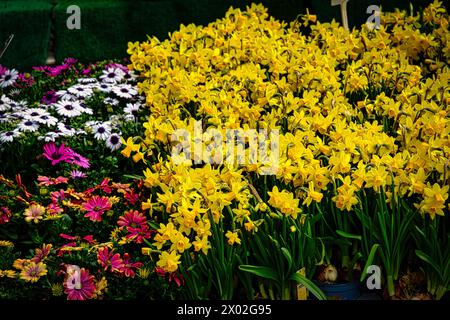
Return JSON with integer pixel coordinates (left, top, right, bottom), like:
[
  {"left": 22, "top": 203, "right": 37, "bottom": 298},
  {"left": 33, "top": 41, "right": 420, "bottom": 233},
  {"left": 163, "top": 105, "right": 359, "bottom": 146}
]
[
  {"left": 64, "top": 267, "right": 96, "bottom": 300},
  {"left": 120, "top": 253, "right": 143, "bottom": 278},
  {"left": 82, "top": 196, "right": 111, "bottom": 222},
  {"left": 0, "top": 207, "right": 12, "bottom": 225},
  {"left": 117, "top": 210, "right": 151, "bottom": 244},
  {"left": 97, "top": 247, "right": 123, "bottom": 272},
  {"left": 42, "top": 142, "right": 73, "bottom": 166},
  {"left": 67, "top": 150, "right": 90, "bottom": 169}
]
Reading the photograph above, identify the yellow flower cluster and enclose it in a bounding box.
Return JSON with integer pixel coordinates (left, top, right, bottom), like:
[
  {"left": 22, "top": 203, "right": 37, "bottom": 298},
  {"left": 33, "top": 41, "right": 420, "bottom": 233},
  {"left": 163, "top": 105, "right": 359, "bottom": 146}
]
[{"left": 126, "top": 2, "right": 450, "bottom": 272}]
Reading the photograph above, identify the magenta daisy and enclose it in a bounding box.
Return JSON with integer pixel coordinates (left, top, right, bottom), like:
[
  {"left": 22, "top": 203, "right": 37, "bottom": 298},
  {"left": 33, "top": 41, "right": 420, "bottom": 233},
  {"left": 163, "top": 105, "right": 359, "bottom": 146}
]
[
  {"left": 82, "top": 196, "right": 112, "bottom": 222},
  {"left": 120, "top": 253, "right": 143, "bottom": 278},
  {"left": 117, "top": 210, "right": 151, "bottom": 243},
  {"left": 42, "top": 142, "right": 73, "bottom": 166},
  {"left": 64, "top": 267, "right": 96, "bottom": 301},
  {"left": 70, "top": 170, "right": 87, "bottom": 179},
  {"left": 67, "top": 149, "right": 90, "bottom": 169},
  {"left": 97, "top": 247, "right": 123, "bottom": 272}
]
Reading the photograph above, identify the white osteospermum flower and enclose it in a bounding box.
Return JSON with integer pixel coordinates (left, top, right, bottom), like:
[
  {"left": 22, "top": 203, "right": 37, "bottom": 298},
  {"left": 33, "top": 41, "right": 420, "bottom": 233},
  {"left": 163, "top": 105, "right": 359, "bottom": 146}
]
[
  {"left": 37, "top": 132, "right": 60, "bottom": 142},
  {"left": 95, "top": 82, "right": 112, "bottom": 93},
  {"left": 57, "top": 123, "right": 77, "bottom": 137},
  {"left": 54, "top": 100, "right": 83, "bottom": 117},
  {"left": 0, "top": 69, "right": 19, "bottom": 88},
  {"left": 106, "top": 133, "right": 122, "bottom": 151},
  {"left": 23, "top": 108, "right": 49, "bottom": 119},
  {"left": 0, "top": 95, "right": 12, "bottom": 112},
  {"left": 78, "top": 78, "right": 97, "bottom": 85},
  {"left": 68, "top": 84, "right": 94, "bottom": 98},
  {"left": 0, "top": 130, "right": 22, "bottom": 143},
  {"left": 0, "top": 113, "right": 10, "bottom": 123},
  {"left": 79, "top": 103, "right": 93, "bottom": 115},
  {"left": 17, "top": 120, "right": 39, "bottom": 132},
  {"left": 112, "top": 84, "right": 138, "bottom": 99},
  {"left": 103, "top": 97, "right": 119, "bottom": 106},
  {"left": 100, "top": 67, "right": 126, "bottom": 84},
  {"left": 92, "top": 123, "right": 111, "bottom": 141},
  {"left": 124, "top": 102, "right": 141, "bottom": 120},
  {"left": 36, "top": 114, "right": 58, "bottom": 126},
  {"left": 55, "top": 90, "right": 76, "bottom": 101}
]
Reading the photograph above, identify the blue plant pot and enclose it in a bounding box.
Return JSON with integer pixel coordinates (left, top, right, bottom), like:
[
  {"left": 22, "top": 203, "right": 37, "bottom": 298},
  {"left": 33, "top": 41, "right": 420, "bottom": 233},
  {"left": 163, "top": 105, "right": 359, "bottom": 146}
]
[{"left": 316, "top": 281, "right": 361, "bottom": 300}]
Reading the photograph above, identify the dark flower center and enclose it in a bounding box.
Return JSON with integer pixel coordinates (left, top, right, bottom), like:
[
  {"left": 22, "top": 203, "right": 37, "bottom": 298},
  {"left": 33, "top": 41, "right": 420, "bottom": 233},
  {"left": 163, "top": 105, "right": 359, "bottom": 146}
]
[
  {"left": 6, "top": 132, "right": 13, "bottom": 136},
  {"left": 64, "top": 105, "right": 74, "bottom": 110},
  {"left": 4, "top": 75, "right": 11, "bottom": 81},
  {"left": 121, "top": 88, "right": 129, "bottom": 93},
  {"left": 97, "top": 127, "right": 105, "bottom": 134},
  {"left": 41, "top": 115, "right": 49, "bottom": 120},
  {"left": 110, "top": 136, "right": 119, "bottom": 144},
  {"left": 24, "top": 121, "right": 33, "bottom": 126},
  {"left": 30, "top": 112, "right": 39, "bottom": 116},
  {"left": 108, "top": 73, "right": 116, "bottom": 78}
]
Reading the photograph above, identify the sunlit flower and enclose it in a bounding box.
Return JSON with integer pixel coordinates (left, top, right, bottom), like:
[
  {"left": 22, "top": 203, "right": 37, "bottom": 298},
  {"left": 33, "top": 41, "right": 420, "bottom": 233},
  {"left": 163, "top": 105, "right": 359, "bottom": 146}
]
[
  {"left": 19, "top": 262, "right": 47, "bottom": 282},
  {"left": 24, "top": 204, "right": 45, "bottom": 223}
]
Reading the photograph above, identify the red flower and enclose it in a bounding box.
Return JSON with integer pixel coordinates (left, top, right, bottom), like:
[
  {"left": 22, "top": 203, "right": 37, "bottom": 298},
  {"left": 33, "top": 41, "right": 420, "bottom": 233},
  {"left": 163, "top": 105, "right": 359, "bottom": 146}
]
[
  {"left": 64, "top": 267, "right": 96, "bottom": 300},
  {"left": 0, "top": 207, "right": 12, "bottom": 225},
  {"left": 31, "top": 244, "right": 52, "bottom": 263},
  {"left": 120, "top": 253, "right": 143, "bottom": 278},
  {"left": 82, "top": 196, "right": 111, "bottom": 222},
  {"left": 37, "top": 176, "right": 68, "bottom": 186},
  {"left": 97, "top": 247, "right": 123, "bottom": 272},
  {"left": 124, "top": 190, "right": 139, "bottom": 205},
  {"left": 117, "top": 210, "right": 151, "bottom": 243}
]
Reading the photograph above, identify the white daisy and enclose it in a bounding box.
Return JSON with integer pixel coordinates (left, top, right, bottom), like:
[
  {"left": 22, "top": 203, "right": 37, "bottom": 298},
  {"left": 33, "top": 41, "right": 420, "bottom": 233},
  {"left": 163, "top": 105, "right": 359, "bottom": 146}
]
[
  {"left": 0, "top": 113, "right": 10, "bottom": 123},
  {"left": 79, "top": 103, "right": 93, "bottom": 115},
  {"left": 94, "top": 82, "right": 112, "bottom": 93},
  {"left": 37, "top": 132, "right": 60, "bottom": 142},
  {"left": 17, "top": 120, "right": 39, "bottom": 132},
  {"left": 100, "top": 67, "right": 126, "bottom": 84},
  {"left": 106, "top": 133, "right": 122, "bottom": 151},
  {"left": 123, "top": 102, "right": 141, "bottom": 120},
  {"left": 78, "top": 78, "right": 97, "bottom": 85},
  {"left": 92, "top": 123, "right": 111, "bottom": 141},
  {"left": 104, "top": 97, "right": 119, "bottom": 106},
  {"left": 57, "top": 123, "right": 76, "bottom": 136},
  {"left": 54, "top": 100, "right": 83, "bottom": 117},
  {"left": 68, "top": 85, "right": 94, "bottom": 98},
  {"left": 0, "top": 130, "right": 22, "bottom": 143},
  {"left": 123, "top": 71, "right": 138, "bottom": 82},
  {"left": 23, "top": 108, "right": 49, "bottom": 119},
  {"left": 0, "top": 95, "right": 12, "bottom": 112},
  {"left": 36, "top": 114, "right": 58, "bottom": 126},
  {"left": 55, "top": 90, "right": 76, "bottom": 101},
  {"left": 0, "top": 69, "right": 19, "bottom": 88},
  {"left": 112, "top": 84, "right": 138, "bottom": 99}
]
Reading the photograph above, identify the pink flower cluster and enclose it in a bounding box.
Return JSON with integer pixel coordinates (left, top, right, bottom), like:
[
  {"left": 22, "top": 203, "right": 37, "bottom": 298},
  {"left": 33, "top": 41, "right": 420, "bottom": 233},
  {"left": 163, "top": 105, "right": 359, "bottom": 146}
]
[
  {"left": 97, "top": 247, "right": 143, "bottom": 278},
  {"left": 43, "top": 142, "right": 90, "bottom": 169}
]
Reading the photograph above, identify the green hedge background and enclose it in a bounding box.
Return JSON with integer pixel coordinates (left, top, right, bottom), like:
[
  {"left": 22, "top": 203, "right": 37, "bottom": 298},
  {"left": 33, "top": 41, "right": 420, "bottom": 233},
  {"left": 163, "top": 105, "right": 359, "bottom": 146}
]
[{"left": 0, "top": 0, "right": 439, "bottom": 70}]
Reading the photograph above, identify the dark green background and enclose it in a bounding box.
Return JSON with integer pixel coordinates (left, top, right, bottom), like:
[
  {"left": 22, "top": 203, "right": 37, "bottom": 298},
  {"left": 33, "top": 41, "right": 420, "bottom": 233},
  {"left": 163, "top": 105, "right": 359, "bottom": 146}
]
[{"left": 0, "top": 0, "right": 439, "bottom": 70}]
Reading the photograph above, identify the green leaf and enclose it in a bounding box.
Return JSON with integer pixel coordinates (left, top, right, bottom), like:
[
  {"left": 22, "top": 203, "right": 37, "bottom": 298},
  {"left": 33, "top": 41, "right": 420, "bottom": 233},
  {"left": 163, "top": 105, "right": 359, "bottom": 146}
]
[
  {"left": 290, "top": 273, "right": 327, "bottom": 300},
  {"left": 360, "top": 244, "right": 380, "bottom": 281},
  {"left": 415, "top": 250, "right": 442, "bottom": 276},
  {"left": 336, "top": 230, "right": 362, "bottom": 241},
  {"left": 239, "top": 265, "right": 279, "bottom": 283},
  {"left": 281, "top": 247, "right": 293, "bottom": 271}
]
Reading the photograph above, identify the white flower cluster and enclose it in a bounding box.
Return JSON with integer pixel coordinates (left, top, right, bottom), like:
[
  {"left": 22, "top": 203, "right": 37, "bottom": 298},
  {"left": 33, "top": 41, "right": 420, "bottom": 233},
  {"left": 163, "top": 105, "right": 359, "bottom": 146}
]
[{"left": 0, "top": 66, "right": 144, "bottom": 152}]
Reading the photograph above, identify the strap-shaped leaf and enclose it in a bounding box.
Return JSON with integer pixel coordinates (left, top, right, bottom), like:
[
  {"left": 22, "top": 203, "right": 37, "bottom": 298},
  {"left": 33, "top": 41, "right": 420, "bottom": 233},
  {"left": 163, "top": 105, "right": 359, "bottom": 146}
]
[
  {"left": 239, "top": 265, "right": 279, "bottom": 283},
  {"left": 290, "top": 273, "right": 327, "bottom": 300}
]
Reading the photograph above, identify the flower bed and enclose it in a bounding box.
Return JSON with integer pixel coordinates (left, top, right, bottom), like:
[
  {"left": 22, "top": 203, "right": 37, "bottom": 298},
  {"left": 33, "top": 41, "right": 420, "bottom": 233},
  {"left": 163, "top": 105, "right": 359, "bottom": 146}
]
[{"left": 1, "top": 1, "right": 449, "bottom": 300}]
